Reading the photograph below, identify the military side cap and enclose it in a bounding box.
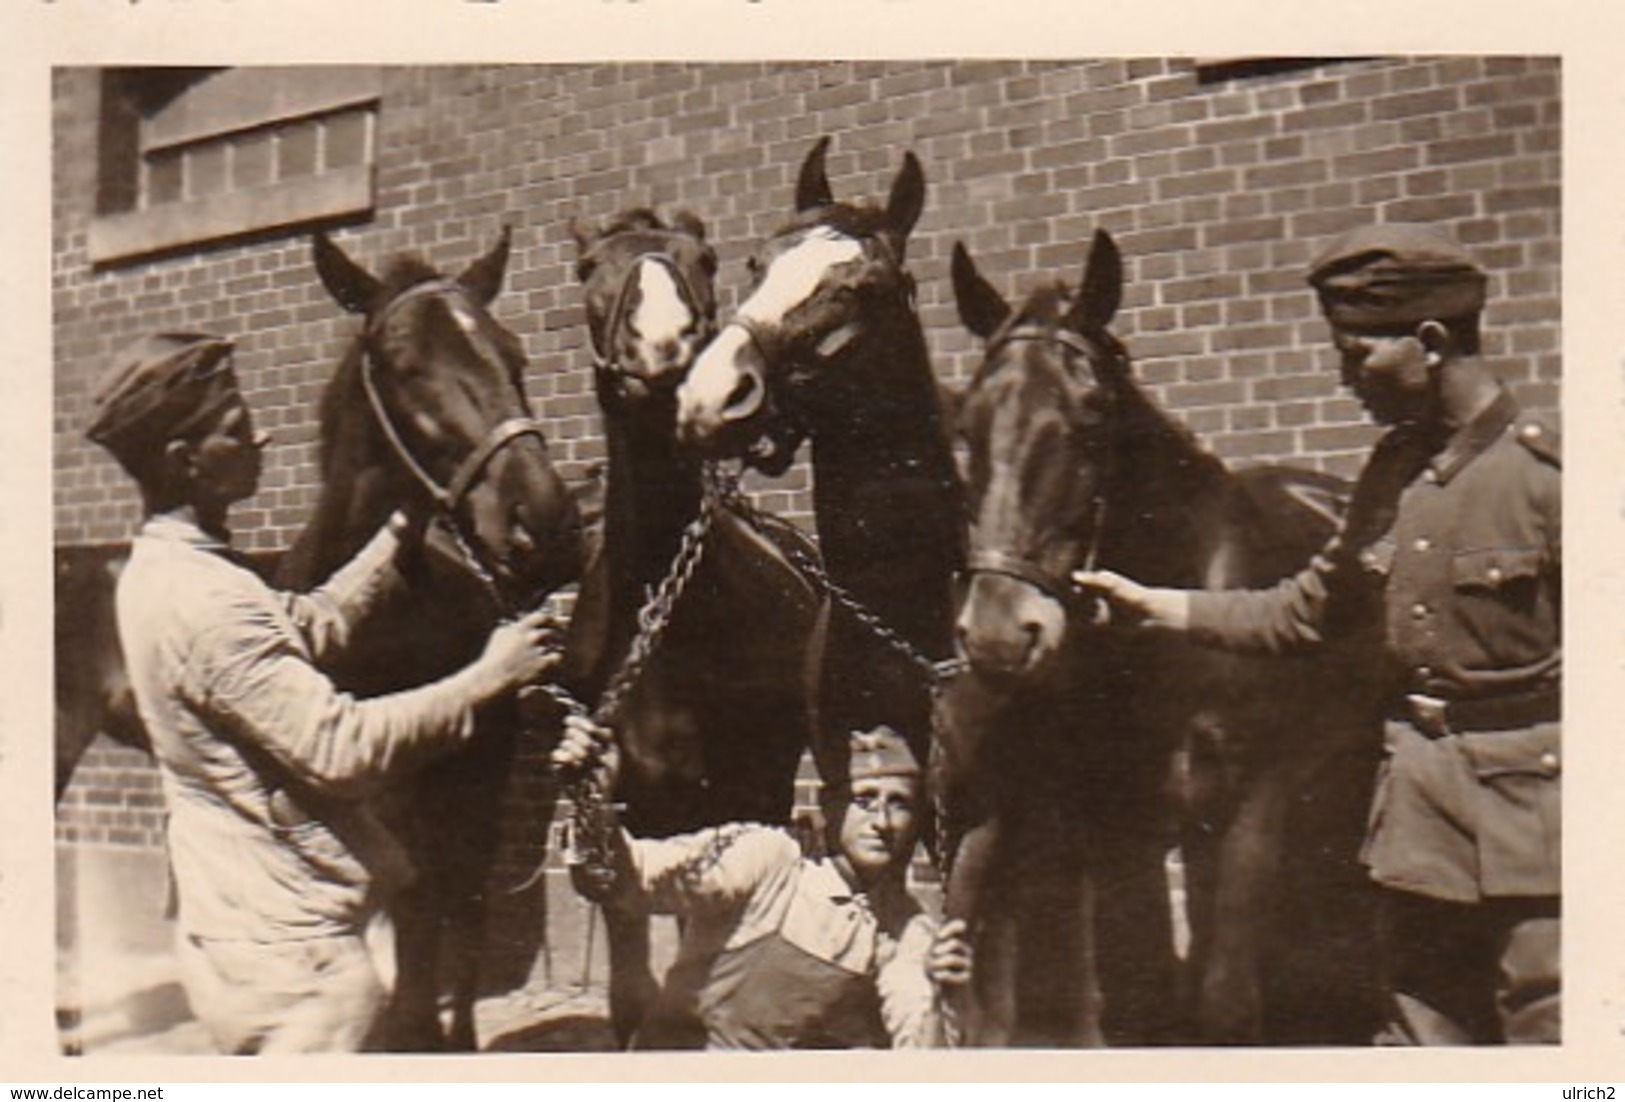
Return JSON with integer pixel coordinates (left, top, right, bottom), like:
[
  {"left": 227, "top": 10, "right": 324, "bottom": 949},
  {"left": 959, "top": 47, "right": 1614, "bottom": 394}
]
[
  {"left": 1308, "top": 223, "right": 1487, "bottom": 332},
  {"left": 848, "top": 725, "right": 922, "bottom": 782},
  {"left": 86, "top": 332, "right": 239, "bottom": 465}
]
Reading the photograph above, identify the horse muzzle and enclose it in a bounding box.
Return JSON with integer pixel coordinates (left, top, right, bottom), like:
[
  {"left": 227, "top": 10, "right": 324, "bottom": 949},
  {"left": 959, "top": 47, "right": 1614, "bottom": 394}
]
[{"left": 954, "top": 572, "right": 1070, "bottom": 681}]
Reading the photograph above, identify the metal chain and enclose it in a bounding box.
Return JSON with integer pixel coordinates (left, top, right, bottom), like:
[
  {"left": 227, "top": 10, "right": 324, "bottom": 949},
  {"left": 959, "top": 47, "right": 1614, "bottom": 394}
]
[
  {"left": 505, "top": 489, "right": 720, "bottom": 898},
  {"left": 700, "top": 463, "right": 968, "bottom": 922},
  {"left": 701, "top": 464, "right": 964, "bottom": 688}
]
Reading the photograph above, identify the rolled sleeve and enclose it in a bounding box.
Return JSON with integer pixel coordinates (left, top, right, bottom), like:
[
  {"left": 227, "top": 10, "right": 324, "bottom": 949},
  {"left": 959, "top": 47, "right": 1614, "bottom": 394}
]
[
  {"left": 626, "top": 825, "right": 800, "bottom": 915},
  {"left": 877, "top": 913, "right": 946, "bottom": 1048},
  {"left": 186, "top": 591, "right": 476, "bottom": 799}
]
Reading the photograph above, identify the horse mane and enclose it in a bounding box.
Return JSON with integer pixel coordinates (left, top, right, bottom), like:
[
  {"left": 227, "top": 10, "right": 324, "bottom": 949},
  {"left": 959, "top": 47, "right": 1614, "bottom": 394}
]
[
  {"left": 1038, "top": 279, "right": 1226, "bottom": 492},
  {"left": 600, "top": 207, "right": 669, "bottom": 236}
]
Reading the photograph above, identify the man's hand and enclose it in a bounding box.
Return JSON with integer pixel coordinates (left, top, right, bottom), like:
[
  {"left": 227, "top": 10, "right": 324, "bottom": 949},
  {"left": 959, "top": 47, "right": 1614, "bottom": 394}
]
[
  {"left": 551, "top": 714, "right": 621, "bottom": 789},
  {"left": 1070, "top": 569, "right": 1191, "bottom": 632},
  {"left": 469, "top": 609, "right": 564, "bottom": 702},
  {"left": 927, "top": 918, "right": 973, "bottom": 989}
]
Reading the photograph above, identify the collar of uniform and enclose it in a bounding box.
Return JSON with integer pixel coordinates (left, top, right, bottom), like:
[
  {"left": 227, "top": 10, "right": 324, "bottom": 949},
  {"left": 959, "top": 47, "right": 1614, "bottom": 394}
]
[
  {"left": 140, "top": 512, "right": 234, "bottom": 556},
  {"left": 807, "top": 856, "right": 871, "bottom": 910},
  {"left": 1429, "top": 386, "right": 1517, "bottom": 486}
]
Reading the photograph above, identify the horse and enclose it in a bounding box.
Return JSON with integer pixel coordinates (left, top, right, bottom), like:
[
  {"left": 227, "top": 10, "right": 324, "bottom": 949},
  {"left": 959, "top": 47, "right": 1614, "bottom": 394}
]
[
  {"left": 559, "top": 208, "right": 823, "bottom": 1047},
  {"left": 264, "top": 227, "right": 583, "bottom": 1051},
  {"left": 676, "top": 137, "right": 963, "bottom": 802},
  {"left": 937, "top": 233, "right": 1386, "bottom": 1046}
]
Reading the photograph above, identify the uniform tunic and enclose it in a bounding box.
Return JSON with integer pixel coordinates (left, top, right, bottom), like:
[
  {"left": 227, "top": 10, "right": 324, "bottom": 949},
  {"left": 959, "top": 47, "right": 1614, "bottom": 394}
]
[
  {"left": 1187, "top": 388, "right": 1559, "bottom": 903},
  {"left": 619, "top": 824, "right": 944, "bottom": 1050},
  {"left": 117, "top": 514, "right": 483, "bottom": 1050}
]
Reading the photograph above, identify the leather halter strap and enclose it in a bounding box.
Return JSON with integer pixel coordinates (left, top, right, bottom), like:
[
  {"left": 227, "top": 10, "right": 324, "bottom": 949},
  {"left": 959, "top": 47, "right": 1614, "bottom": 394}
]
[
  {"left": 964, "top": 324, "right": 1120, "bottom": 616},
  {"left": 965, "top": 548, "right": 1083, "bottom": 609},
  {"left": 590, "top": 245, "right": 713, "bottom": 375},
  {"left": 724, "top": 229, "right": 912, "bottom": 375},
  {"left": 361, "top": 278, "right": 547, "bottom": 515}
]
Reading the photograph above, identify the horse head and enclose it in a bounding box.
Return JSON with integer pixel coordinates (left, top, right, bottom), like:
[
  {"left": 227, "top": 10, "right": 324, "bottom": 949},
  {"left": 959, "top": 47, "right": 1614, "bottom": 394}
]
[
  {"left": 950, "top": 231, "right": 1128, "bottom": 681},
  {"left": 313, "top": 228, "right": 582, "bottom": 607},
  {"left": 572, "top": 208, "right": 718, "bottom": 411},
  {"left": 676, "top": 135, "right": 926, "bottom": 475}
]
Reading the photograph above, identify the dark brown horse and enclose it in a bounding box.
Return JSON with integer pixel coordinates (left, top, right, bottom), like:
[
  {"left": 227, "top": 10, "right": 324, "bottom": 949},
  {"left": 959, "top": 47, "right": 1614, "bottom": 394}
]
[
  {"left": 676, "top": 137, "right": 962, "bottom": 795},
  {"left": 939, "top": 233, "right": 1385, "bottom": 1046},
  {"left": 560, "top": 208, "right": 823, "bottom": 1047},
  {"left": 272, "top": 228, "right": 584, "bottom": 1051},
  {"left": 52, "top": 227, "right": 581, "bottom": 1051}
]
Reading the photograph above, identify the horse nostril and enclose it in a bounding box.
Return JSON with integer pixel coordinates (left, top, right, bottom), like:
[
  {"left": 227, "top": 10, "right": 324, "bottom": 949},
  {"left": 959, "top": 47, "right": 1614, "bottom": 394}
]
[
  {"left": 1020, "top": 619, "right": 1046, "bottom": 667},
  {"left": 509, "top": 507, "right": 537, "bottom": 557},
  {"left": 723, "top": 367, "right": 763, "bottom": 422}
]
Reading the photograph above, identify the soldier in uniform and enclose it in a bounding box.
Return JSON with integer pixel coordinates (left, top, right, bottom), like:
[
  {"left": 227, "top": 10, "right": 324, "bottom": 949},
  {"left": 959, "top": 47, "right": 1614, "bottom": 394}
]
[
  {"left": 552, "top": 716, "right": 973, "bottom": 1049},
  {"left": 1076, "top": 223, "right": 1560, "bottom": 1045},
  {"left": 86, "top": 331, "right": 564, "bottom": 1053}
]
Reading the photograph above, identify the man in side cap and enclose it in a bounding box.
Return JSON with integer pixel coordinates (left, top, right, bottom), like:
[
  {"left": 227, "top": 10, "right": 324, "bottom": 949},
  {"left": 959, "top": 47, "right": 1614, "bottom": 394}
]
[
  {"left": 87, "top": 331, "right": 564, "bottom": 1053},
  {"left": 551, "top": 717, "right": 973, "bottom": 1049},
  {"left": 1076, "top": 223, "right": 1560, "bottom": 1045}
]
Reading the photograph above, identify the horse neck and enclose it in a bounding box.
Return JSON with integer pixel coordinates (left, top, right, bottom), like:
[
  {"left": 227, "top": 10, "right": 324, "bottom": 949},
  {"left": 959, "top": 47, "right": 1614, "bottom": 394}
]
[
  {"left": 807, "top": 312, "right": 961, "bottom": 652},
  {"left": 1096, "top": 388, "right": 1229, "bottom": 588},
  {"left": 279, "top": 380, "right": 404, "bottom": 590},
  {"left": 598, "top": 382, "right": 705, "bottom": 606}
]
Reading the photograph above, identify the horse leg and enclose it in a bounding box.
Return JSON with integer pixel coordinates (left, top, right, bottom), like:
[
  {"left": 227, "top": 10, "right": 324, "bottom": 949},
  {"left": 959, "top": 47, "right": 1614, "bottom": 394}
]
[
  {"left": 943, "top": 816, "right": 1005, "bottom": 1045},
  {"left": 385, "top": 880, "right": 447, "bottom": 1051},
  {"left": 602, "top": 899, "right": 660, "bottom": 1049},
  {"left": 1195, "top": 766, "right": 1290, "bottom": 1044},
  {"left": 443, "top": 889, "right": 485, "bottom": 1051},
  {"left": 1094, "top": 832, "right": 1183, "bottom": 1046},
  {"left": 1013, "top": 843, "right": 1102, "bottom": 1047}
]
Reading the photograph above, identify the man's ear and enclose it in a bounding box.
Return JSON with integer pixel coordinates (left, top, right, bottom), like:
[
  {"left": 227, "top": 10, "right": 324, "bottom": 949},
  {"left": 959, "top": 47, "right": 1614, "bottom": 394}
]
[
  {"left": 1416, "top": 319, "right": 1452, "bottom": 365},
  {"left": 162, "top": 437, "right": 197, "bottom": 480}
]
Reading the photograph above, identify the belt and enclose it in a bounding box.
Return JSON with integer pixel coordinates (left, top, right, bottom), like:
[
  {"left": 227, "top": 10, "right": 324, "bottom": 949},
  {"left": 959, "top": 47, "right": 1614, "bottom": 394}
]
[{"left": 1395, "top": 686, "right": 1560, "bottom": 738}]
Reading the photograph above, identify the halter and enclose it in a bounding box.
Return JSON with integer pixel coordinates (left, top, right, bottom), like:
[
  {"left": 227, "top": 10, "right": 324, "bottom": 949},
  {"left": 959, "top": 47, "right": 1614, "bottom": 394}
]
[
  {"left": 588, "top": 240, "right": 714, "bottom": 377},
  {"left": 360, "top": 278, "right": 549, "bottom": 517},
  {"left": 963, "top": 323, "right": 1123, "bottom": 617},
  {"left": 727, "top": 226, "right": 915, "bottom": 380}
]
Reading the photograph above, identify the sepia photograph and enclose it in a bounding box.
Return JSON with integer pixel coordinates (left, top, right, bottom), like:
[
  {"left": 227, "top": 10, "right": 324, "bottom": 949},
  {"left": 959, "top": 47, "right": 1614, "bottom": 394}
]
[
  {"left": 5, "top": 0, "right": 1622, "bottom": 1084},
  {"left": 44, "top": 55, "right": 1563, "bottom": 1059}
]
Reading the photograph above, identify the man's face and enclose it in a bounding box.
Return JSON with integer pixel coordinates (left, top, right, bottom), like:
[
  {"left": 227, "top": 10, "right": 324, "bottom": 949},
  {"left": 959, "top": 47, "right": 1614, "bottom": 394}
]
[
  {"left": 186, "top": 397, "right": 269, "bottom": 506},
  {"left": 831, "top": 775, "right": 921, "bottom": 882},
  {"left": 1332, "top": 326, "right": 1435, "bottom": 427}
]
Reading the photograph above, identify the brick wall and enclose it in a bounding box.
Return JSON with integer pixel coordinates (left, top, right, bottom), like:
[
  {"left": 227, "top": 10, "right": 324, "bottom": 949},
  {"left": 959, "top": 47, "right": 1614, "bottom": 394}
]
[{"left": 54, "top": 59, "right": 1559, "bottom": 868}]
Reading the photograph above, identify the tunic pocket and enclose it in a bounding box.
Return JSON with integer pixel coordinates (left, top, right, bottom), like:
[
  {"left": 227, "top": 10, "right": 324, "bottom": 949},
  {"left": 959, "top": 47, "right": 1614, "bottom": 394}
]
[
  {"left": 1450, "top": 546, "right": 1544, "bottom": 648},
  {"left": 1459, "top": 724, "right": 1561, "bottom": 898}
]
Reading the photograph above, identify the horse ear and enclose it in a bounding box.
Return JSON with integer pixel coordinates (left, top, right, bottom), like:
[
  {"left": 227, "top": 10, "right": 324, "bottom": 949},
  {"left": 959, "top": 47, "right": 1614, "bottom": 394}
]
[
  {"left": 796, "top": 136, "right": 835, "bottom": 212},
  {"left": 569, "top": 215, "right": 601, "bottom": 282},
  {"left": 951, "top": 241, "right": 1010, "bottom": 340},
  {"left": 1069, "top": 228, "right": 1123, "bottom": 332},
  {"left": 886, "top": 152, "right": 926, "bottom": 242},
  {"left": 669, "top": 208, "right": 707, "bottom": 243},
  {"left": 460, "top": 224, "right": 512, "bottom": 306},
  {"left": 312, "top": 230, "right": 381, "bottom": 316}
]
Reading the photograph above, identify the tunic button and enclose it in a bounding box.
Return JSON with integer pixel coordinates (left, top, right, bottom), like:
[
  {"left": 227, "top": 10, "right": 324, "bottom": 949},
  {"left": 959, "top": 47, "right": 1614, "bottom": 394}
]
[
  {"left": 1539, "top": 751, "right": 1560, "bottom": 776},
  {"left": 1415, "top": 665, "right": 1433, "bottom": 682},
  {"left": 1411, "top": 603, "right": 1429, "bottom": 620},
  {"left": 1486, "top": 566, "right": 1504, "bottom": 584},
  {"left": 1413, "top": 538, "right": 1431, "bottom": 553},
  {"left": 1522, "top": 423, "right": 1543, "bottom": 440}
]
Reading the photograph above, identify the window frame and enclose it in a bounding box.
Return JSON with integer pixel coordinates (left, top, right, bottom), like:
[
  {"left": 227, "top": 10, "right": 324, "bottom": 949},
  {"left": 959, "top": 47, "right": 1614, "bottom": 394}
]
[{"left": 88, "top": 66, "right": 381, "bottom": 265}]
